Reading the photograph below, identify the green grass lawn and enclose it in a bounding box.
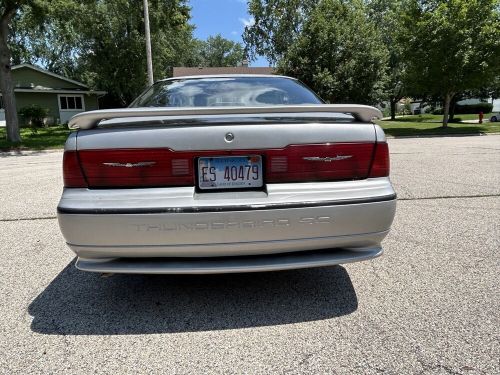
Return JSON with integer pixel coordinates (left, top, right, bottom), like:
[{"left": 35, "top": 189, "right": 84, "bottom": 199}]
[
  {"left": 0, "top": 126, "right": 72, "bottom": 150},
  {"left": 379, "top": 121, "right": 500, "bottom": 137},
  {"left": 385, "top": 113, "right": 494, "bottom": 122},
  {"left": 378, "top": 113, "right": 500, "bottom": 136}
]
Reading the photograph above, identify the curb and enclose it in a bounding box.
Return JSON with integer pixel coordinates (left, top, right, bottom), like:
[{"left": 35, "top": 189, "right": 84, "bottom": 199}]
[
  {"left": 0, "top": 148, "right": 64, "bottom": 156},
  {"left": 385, "top": 132, "right": 497, "bottom": 139}
]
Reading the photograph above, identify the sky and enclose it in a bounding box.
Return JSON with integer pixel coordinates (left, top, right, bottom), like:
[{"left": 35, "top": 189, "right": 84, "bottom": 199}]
[{"left": 189, "top": 0, "right": 270, "bottom": 67}]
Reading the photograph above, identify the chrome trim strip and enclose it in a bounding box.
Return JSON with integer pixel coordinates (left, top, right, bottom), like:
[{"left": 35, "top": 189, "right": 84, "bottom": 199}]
[
  {"left": 57, "top": 194, "right": 396, "bottom": 214},
  {"left": 102, "top": 161, "right": 156, "bottom": 168},
  {"left": 303, "top": 155, "right": 352, "bottom": 162}
]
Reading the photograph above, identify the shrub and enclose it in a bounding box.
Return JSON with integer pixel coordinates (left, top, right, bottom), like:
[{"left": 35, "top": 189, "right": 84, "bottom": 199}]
[
  {"left": 18, "top": 105, "right": 50, "bottom": 132},
  {"left": 454, "top": 103, "right": 493, "bottom": 114},
  {"left": 402, "top": 98, "right": 412, "bottom": 115},
  {"left": 381, "top": 107, "right": 391, "bottom": 118}
]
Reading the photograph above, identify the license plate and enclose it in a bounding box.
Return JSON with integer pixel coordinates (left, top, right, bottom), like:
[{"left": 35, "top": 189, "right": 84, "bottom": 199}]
[{"left": 197, "top": 156, "right": 263, "bottom": 190}]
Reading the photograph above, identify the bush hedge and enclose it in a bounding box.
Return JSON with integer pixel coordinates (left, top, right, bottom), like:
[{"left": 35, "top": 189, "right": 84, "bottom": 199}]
[
  {"left": 432, "top": 103, "right": 493, "bottom": 115},
  {"left": 18, "top": 105, "right": 50, "bottom": 128},
  {"left": 455, "top": 103, "right": 493, "bottom": 114}
]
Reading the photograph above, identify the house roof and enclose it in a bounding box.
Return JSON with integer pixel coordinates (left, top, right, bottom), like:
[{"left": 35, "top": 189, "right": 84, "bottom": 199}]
[
  {"left": 13, "top": 88, "right": 107, "bottom": 95},
  {"left": 172, "top": 66, "right": 275, "bottom": 77},
  {"left": 12, "top": 64, "right": 89, "bottom": 89}
]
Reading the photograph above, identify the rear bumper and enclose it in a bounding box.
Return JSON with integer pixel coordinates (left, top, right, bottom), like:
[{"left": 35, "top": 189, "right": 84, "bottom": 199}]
[
  {"left": 75, "top": 247, "right": 383, "bottom": 274},
  {"left": 57, "top": 178, "right": 396, "bottom": 273}
]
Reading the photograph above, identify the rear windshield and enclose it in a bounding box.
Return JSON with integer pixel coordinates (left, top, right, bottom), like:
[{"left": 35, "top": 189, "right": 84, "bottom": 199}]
[{"left": 129, "top": 76, "right": 323, "bottom": 107}]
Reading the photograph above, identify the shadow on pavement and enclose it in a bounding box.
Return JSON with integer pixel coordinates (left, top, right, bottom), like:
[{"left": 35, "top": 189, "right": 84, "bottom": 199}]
[{"left": 29, "top": 260, "right": 358, "bottom": 335}]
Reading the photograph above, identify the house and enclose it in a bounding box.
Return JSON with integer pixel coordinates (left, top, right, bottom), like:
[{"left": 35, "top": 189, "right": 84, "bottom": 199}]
[
  {"left": 172, "top": 66, "right": 275, "bottom": 77},
  {"left": 0, "top": 64, "right": 105, "bottom": 125}
]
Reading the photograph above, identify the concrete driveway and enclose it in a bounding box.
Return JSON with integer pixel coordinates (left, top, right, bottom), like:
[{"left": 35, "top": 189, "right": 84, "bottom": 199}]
[{"left": 0, "top": 135, "right": 499, "bottom": 374}]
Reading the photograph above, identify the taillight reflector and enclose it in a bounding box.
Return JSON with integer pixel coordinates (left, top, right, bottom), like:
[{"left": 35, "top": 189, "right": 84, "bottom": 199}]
[
  {"left": 265, "top": 143, "right": 375, "bottom": 183},
  {"left": 369, "top": 142, "right": 390, "bottom": 177},
  {"left": 78, "top": 149, "right": 194, "bottom": 188},
  {"left": 63, "top": 150, "right": 87, "bottom": 188}
]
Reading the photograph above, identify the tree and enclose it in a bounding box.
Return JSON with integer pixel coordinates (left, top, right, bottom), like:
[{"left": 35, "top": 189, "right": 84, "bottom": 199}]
[
  {"left": 481, "top": 75, "right": 500, "bottom": 101},
  {"left": 68, "top": 0, "right": 195, "bottom": 107},
  {"left": 366, "top": 0, "right": 406, "bottom": 120},
  {"left": 12, "top": 0, "right": 196, "bottom": 108},
  {"left": 278, "top": 0, "right": 388, "bottom": 104},
  {"left": 0, "top": 0, "right": 27, "bottom": 142},
  {"left": 243, "top": 0, "right": 318, "bottom": 64},
  {"left": 399, "top": 0, "right": 500, "bottom": 127},
  {"left": 11, "top": 0, "right": 83, "bottom": 77},
  {"left": 11, "top": 1, "right": 246, "bottom": 110},
  {"left": 196, "top": 34, "right": 245, "bottom": 67},
  {"left": 1, "top": 0, "right": 93, "bottom": 142}
]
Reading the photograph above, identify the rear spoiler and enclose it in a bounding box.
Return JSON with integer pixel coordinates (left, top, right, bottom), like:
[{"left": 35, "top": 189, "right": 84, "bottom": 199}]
[{"left": 68, "top": 104, "right": 383, "bottom": 130}]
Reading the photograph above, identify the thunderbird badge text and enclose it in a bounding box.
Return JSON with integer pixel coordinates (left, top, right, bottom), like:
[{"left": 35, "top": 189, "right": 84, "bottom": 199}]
[{"left": 131, "top": 216, "right": 334, "bottom": 232}]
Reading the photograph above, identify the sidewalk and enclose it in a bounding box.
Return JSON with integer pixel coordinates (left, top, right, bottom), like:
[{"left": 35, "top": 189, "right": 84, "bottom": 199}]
[{"left": 460, "top": 119, "right": 489, "bottom": 124}]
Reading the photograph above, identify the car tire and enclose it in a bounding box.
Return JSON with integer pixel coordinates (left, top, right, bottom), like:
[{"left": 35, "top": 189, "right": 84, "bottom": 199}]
[{"left": 491, "top": 116, "right": 498, "bottom": 122}]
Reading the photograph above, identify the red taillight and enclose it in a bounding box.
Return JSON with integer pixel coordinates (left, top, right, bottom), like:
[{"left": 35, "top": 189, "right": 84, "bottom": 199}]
[
  {"left": 63, "top": 150, "right": 87, "bottom": 188},
  {"left": 78, "top": 149, "right": 194, "bottom": 188},
  {"left": 265, "top": 143, "right": 375, "bottom": 183},
  {"left": 71, "top": 142, "right": 386, "bottom": 188},
  {"left": 369, "top": 142, "right": 390, "bottom": 177}
]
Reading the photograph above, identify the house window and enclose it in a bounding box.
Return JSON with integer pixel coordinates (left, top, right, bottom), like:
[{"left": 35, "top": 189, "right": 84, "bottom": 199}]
[
  {"left": 59, "top": 95, "right": 84, "bottom": 111},
  {"left": 0, "top": 95, "right": 3, "bottom": 110}
]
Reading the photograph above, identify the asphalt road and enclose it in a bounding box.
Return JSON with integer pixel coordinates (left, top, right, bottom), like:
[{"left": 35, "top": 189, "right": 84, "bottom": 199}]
[{"left": 0, "top": 135, "right": 499, "bottom": 374}]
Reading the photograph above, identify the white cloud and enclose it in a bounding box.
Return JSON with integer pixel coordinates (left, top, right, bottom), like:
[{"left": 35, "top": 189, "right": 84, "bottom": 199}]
[
  {"left": 231, "top": 31, "right": 239, "bottom": 35},
  {"left": 239, "top": 16, "right": 255, "bottom": 27}
]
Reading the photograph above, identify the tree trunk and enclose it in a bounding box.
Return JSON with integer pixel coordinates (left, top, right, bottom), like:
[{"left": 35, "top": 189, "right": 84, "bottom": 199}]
[
  {"left": 442, "top": 93, "right": 453, "bottom": 128},
  {"left": 390, "top": 98, "right": 397, "bottom": 120},
  {"left": 0, "top": 7, "right": 20, "bottom": 143},
  {"left": 143, "top": 0, "right": 154, "bottom": 86},
  {"left": 448, "top": 95, "right": 459, "bottom": 122}
]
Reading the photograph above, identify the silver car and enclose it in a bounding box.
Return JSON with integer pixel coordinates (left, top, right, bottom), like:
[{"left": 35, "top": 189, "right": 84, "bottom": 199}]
[{"left": 57, "top": 75, "right": 396, "bottom": 274}]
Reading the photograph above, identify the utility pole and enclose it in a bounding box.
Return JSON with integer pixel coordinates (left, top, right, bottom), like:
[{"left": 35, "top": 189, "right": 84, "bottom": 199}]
[{"left": 143, "top": 0, "right": 154, "bottom": 86}]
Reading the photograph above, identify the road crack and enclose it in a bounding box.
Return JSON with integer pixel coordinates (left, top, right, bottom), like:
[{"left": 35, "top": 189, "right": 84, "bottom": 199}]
[
  {"left": 0, "top": 216, "right": 57, "bottom": 222},
  {"left": 398, "top": 194, "right": 499, "bottom": 201}
]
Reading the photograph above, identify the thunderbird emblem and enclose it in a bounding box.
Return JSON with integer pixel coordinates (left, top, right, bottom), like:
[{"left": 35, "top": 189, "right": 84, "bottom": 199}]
[
  {"left": 303, "top": 156, "right": 352, "bottom": 162},
  {"left": 102, "top": 161, "right": 156, "bottom": 168}
]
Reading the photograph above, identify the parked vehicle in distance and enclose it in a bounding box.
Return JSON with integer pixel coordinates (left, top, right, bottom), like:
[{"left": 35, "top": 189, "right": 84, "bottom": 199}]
[
  {"left": 490, "top": 113, "right": 498, "bottom": 122},
  {"left": 57, "top": 75, "right": 396, "bottom": 274}
]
